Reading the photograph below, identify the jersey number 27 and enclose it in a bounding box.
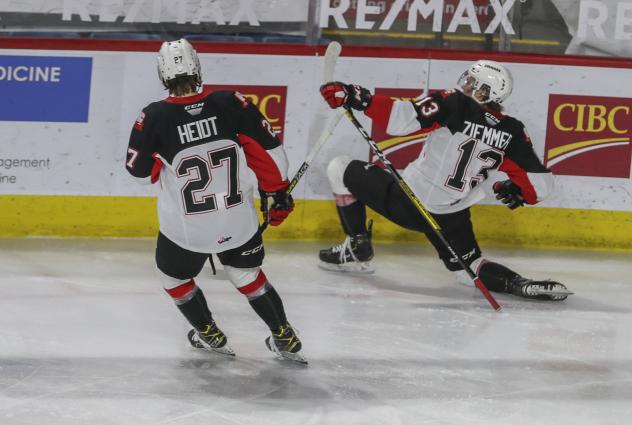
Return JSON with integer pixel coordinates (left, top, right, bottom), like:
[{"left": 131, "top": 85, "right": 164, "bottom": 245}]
[{"left": 177, "top": 145, "right": 243, "bottom": 214}]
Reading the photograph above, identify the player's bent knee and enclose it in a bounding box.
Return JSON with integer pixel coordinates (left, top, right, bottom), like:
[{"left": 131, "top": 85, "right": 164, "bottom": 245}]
[
  {"left": 225, "top": 266, "right": 270, "bottom": 299},
  {"left": 451, "top": 257, "right": 487, "bottom": 287},
  {"left": 441, "top": 250, "right": 483, "bottom": 272},
  {"left": 158, "top": 268, "right": 192, "bottom": 289},
  {"left": 327, "top": 155, "right": 353, "bottom": 195},
  {"left": 158, "top": 270, "right": 198, "bottom": 304}
]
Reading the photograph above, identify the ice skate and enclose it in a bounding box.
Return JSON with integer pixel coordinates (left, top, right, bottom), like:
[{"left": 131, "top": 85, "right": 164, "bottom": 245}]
[
  {"left": 507, "top": 277, "right": 573, "bottom": 301},
  {"left": 318, "top": 222, "right": 374, "bottom": 273},
  {"left": 265, "top": 323, "right": 307, "bottom": 365},
  {"left": 187, "top": 322, "right": 235, "bottom": 356}
]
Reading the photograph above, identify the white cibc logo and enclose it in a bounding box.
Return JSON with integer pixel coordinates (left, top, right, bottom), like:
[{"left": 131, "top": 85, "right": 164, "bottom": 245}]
[{"left": 0, "top": 65, "right": 62, "bottom": 82}]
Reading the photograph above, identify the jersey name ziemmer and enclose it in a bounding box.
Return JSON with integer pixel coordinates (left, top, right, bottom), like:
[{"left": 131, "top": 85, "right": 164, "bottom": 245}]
[{"left": 463, "top": 120, "right": 513, "bottom": 149}]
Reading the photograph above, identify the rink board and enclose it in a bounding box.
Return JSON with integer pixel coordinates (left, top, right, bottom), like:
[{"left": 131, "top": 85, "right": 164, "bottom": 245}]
[
  {"left": 1, "top": 40, "right": 632, "bottom": 248},
  {"left": 2, "top": 195, "right": 632, "bottom": 250}
]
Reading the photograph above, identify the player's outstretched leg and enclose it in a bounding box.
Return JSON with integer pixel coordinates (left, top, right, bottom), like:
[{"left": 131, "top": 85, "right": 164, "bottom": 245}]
[
  {"left": 224, "top": 264, "right": 307, "bottom": 364},
  {"left": 157, "top": 233, "right": 236, "bottom": 356},
  {"left": 477, "top": 261, "right": 572, "bottom": 301}
]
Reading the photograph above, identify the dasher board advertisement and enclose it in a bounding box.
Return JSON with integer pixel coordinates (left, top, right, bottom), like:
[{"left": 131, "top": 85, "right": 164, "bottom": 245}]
[{"left": 0, "top": 42, "right": 631, "bottom": 213}]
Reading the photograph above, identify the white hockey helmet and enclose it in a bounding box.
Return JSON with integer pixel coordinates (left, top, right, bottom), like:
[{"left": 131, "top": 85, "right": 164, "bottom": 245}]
[
  {"left": 157, "top": 38, "right": 202, "bottom": 87},
  {"left": 457, "top": 60, "right": 513, "bottom": 104}
]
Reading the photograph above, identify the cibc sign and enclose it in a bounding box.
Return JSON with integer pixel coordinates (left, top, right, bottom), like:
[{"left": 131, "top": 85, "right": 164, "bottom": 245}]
[{"left": 545, "top": 94, "right": 632, "bottom": 178}]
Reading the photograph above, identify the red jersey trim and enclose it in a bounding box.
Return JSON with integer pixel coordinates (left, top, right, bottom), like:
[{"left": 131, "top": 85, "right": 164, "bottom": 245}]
[
  {"left": 238, "top": 134, "right": 288, "bottom": 192},
  {"left": 499, "top": 158, "right": 537, "bottom": 204},
  {"left": 164, "top": 88, "right": 210, "bottom": 104},
  {"left": 364, "top": 95, "right": 395, "bottom": 131},
  {"left": 150, "top": 152, "right": 163, "bottom": 184}
]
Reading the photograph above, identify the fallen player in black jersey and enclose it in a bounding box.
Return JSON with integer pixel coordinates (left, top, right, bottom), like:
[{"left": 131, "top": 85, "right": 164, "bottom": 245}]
[{"left": 318, "top": 60, "right": 571, "bottom": 302}]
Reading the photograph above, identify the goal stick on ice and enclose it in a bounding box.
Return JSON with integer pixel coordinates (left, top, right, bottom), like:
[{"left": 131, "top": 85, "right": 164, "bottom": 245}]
[{"left": 259, "top": 41, "right": 344, "bottom": 232}]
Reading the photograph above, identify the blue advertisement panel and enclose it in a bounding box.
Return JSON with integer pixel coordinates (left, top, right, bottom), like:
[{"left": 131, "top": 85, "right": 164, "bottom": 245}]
[{"left": 0, "top": 55, "right": 92, "bottom": 122}]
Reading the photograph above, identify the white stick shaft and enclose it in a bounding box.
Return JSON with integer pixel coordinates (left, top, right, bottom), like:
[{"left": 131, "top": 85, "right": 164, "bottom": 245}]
[
  {"left": 305, "top": 109, "right": 344, "bottom": 164},
  {"left": 286, "top": 110, "right": 344, "bottom": 194},
  {"left": 323, "top": 41, "right": 341, "bottom": 84}
]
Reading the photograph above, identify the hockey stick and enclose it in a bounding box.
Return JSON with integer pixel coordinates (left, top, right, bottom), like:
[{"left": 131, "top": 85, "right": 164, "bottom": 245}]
[
  {"left": 259, "top": 41, "right": 344, "bottom": 232},
  {"left": 342, "top": 107, "right": 502, "bottom": 312},
  {"left": 259, "top": 110, "right": 344, "bottom": 232},
  {"left": 286, "top": 110, "right": 345, "bottom": 195},
  {"left": 285, "top": 42, "right": 342, "bottom": 196}
]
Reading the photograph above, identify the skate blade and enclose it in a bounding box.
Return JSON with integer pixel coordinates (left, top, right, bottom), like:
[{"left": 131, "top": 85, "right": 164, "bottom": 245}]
[
  {"left": 276, "top": 351, "right": 308, "bottom": 365},
  {"left": 190, "top": 341, "right": 236, "bottom": 357},
  {"left": 187, "top": 331, "right": 236, "bottom": 357},
  {"left": 210, "top": 345, "right": 236, "bottom": 356},
  {"left": 265, "top": 337, "right": 308, "bottom": 365},
  {"left": 318, "top": 261, "right": 374, "bottom": 274},
  {"left": 530, "top": 288, "right": 574, "bottom": 296}
]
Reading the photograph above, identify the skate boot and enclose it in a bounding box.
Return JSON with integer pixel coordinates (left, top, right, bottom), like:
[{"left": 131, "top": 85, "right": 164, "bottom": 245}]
[
  {"left": 187, "top": 321, "right": 235, "bottom": 356},
  {"left": 506, "top": 277, "right": 573, "bottom": 301},
  {"left": 318, "top": 221, "right": 374, "bottom": 273},
  {"left": 265, "top": 323, "right": 307, "bottom": 365}
]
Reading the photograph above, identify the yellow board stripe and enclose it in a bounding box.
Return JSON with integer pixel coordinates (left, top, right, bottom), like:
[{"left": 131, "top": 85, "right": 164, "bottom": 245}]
[{"left": 1, "top": 195, "right": 632, "bottom": 250}]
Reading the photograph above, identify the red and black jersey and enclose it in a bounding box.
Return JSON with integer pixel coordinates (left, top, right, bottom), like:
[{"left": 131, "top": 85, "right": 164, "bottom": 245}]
[
  {"left": 126, "top": 88, "right": 289, "bottom": 253},
  {"left": 364, "top": 89, "right": 554, "bottom": 213}
]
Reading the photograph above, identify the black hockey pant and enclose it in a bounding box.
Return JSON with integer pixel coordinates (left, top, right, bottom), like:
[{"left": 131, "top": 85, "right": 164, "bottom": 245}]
[{"left": 343, "top": 160, "right": 482, "bottom": 272}]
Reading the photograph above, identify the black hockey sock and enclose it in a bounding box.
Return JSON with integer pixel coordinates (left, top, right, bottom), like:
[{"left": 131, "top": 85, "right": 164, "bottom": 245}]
[
  {"left": 264, "top": 286, "right": 288, "bottom": 324},
  {"left": 337, "top": 202, "right": 367, "bottom": 236},
  {"left": 478, "top": 261, "right": 520, "bottom": 293},
  {"left": 176, "top": 288, "right": 215, "bottom": 330},
  {"left": 248, "top": 285, "right": 286, "bottom": 331}
]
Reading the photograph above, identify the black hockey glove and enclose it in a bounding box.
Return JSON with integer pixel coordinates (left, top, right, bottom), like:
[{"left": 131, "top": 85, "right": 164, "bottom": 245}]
[
  {"left": 493, "top": 180, "right": 525, "bottom": 210},
  {"left": 320, "top": 82, "right": 372, "bottom": 111},
  {"left": 260, "top": 189, "right": 294, "bottom": 226}
]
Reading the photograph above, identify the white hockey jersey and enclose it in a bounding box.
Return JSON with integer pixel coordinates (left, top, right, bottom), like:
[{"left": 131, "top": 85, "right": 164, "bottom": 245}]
[
  {"left": 126, "top": 89, "right": 289, "bottom": 253},
  {"left": 364, "top": 89, "right": 554, "bottom": 214}
]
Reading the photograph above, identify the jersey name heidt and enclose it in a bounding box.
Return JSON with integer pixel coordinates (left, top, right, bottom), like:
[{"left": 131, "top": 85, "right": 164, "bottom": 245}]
[
  {"left": 462, "top": 120, "right": 513, "bottom": 150},
  {"left": 177, "top": 116, "right": 219, "bottom": 144}
]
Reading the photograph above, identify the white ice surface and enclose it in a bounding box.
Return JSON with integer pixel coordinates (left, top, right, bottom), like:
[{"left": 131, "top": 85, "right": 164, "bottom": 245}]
[{"left": 0, "top": 238, "right": 631, "bottom": 425}]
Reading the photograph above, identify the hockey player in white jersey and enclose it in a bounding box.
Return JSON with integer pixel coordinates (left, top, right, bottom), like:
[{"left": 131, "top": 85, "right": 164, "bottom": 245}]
[
  {"left": 126, "top": 39, "right": 305, "bottom": 363},
  {"left": 318, "top": 60, "right": 571, "bottom": 301}
]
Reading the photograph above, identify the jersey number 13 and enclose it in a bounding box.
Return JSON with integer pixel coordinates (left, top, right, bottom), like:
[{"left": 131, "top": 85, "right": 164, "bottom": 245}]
[{"left": 446, "top": 138, "right": 503, "bottom": 191}]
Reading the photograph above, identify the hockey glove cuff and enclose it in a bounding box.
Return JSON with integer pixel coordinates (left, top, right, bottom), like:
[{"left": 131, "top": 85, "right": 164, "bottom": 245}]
[
  {"left": 260, "top": 189, "right": 295, "bottom": 226},
  {"left": 493, "top": 180, "right": 525, "bottom": 209},
  {"left": 320, "top": 82, "right": 372, "bottom": 111}
]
